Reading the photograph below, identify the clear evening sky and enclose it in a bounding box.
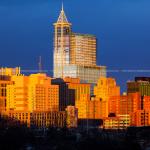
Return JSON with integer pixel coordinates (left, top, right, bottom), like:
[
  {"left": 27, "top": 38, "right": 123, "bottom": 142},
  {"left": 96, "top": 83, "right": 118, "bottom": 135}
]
[{"left": 0, "top": 0, "right": 150, "bottom": 92}]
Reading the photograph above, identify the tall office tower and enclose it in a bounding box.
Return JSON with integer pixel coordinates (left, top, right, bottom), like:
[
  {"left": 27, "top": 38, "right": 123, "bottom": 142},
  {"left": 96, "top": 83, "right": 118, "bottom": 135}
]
[
  {"left": 70, "top": 33, "right": 96, "bottom": 66},
  {"left": 53, "top": 5, "right": 106, "bottom": 91},
  {"left": 53, "top": 5, "right": 72, "bottom": 78},
  {"left": 27, "top": 74, "right": 60, "bottom": 112},
  {"left": 127, "top": 77, "right": 150, "bottom": 96},
  {"left": 6, "top": 74, "right": 60, "bottom": 112},
  {"left": 94, "top": 77, "right": 120, "bottom": 118}
]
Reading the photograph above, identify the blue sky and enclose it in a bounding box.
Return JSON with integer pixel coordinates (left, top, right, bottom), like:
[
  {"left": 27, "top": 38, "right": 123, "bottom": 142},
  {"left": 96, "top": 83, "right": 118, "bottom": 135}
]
[{"left": 0, "top": 0, "right": 150, "bottom": 92}]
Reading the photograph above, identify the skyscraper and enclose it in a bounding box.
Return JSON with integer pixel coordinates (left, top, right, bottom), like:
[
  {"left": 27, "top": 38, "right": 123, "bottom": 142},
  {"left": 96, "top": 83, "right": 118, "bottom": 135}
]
[
  {"left": 94, "top": 77, "right": 120, "bottom": 117},
  {"left": 53, "top": 4, "right": 71, "bottom": 78},
  {"left": 127, "top": 77, "right": 150, "bottom": 96},
  {"left": 53, "top": 5, "right": 106, "bottom": 90}
]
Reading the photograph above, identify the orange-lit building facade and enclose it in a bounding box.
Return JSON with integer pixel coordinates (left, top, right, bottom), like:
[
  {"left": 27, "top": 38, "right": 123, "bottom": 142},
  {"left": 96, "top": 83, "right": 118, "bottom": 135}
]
[
  {"left": 64, "top": 77, "right": 90, "bottom": 102},
  {"left": 0, "top": 75, "right": 13, "bottom": 112},
  {"left": 6, "top": 75, "right": 29, "bottom": 111},
  {"left": 6, "top": 74, "right": 76, "bottom": 113},
  {"left": 103, "top": 114, "right": 131, "bottom": 129},
  {"left": 106, "top": 93, "right": 150, "bottom": 127},
  {"left": 94, "top": 77, "right": 120, "bottom": 118},
  {"left": 0, "top": 67, "right": 21, "bottom": 76},
  {"left": 130, "top": 110, "right": 150, "bottom": 127},
  {"left": 108, "top": 93, "right": 141, "bottom": 115},
  {"left": 143, "top": 96, "right": 150, "bottom": 111},
  {"left": 63, "top": 77, "right": 102, "bottom": 120},
  {"left": 2, "top": 71, "right": 150, "bottom": 128},
  {"left": 4, "top": 74, "right": 77, "bottom": 128},
  {"left": 131, "top": 95, "right": 150, "bottom": 127},
  {"left": 0, "top": 67, "right": 21, "bottom": 113},
  {"left": 28, "top": 74, "right": 60, "bottom": 112},
  {"left": 119, "top": 93, "right": 141, "bottom": 115},
  {"left": 72, "top": 94, "right": 102, "bottom": 120}
]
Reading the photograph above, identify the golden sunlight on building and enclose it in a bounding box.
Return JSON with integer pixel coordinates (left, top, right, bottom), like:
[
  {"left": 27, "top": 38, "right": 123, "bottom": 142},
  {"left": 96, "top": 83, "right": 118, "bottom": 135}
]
[
  {"left": 0, "top": 67, "right": 21, "bottom": 76},
  {"left": 76, "top": 94, "right": 101, "bottom": 119},
  {"left": 0, "top": 75, "right": 13, "bottom": 112},
  {"left": 6, "top": 73, "right": 60, "bottom": 112},
  {"left": 4, "top": 74, "right": 79, "bottom": 128},
  {"left": 63, "top": 77, "right": 99, "bottom": 119},
  {"left": 6, "top": 75, "right": 29, "bottom": 111},
  {"left": 103, "top": 114, "right": 130, "bottom": 129},
  {"left": 94, "top": 77, "right": 120, "bottom": 118},
  {"left": 0, "top": 67, "right": 20, "bottom": 113},
  {"left": 64, "top": 77, "right": 90, "bottom": 101}
]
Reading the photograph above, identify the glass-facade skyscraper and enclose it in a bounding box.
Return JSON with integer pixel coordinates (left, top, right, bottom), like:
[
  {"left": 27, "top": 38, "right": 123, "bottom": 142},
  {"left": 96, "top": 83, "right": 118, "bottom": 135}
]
[{"left": 53, "top": 5, "right": 106, "bottom": 88}]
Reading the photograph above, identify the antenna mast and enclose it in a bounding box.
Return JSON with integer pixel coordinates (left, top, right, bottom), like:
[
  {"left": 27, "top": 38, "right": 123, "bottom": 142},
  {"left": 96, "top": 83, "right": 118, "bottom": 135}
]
[{"left": 38, "top": 56, "right": 42, "bottom": 73}]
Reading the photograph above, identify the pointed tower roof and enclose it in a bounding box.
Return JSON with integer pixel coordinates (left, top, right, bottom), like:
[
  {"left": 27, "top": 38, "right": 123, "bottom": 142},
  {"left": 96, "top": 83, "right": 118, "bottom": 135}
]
[{"left": 57, "top": 3, "right": 69, "bottom": 23}]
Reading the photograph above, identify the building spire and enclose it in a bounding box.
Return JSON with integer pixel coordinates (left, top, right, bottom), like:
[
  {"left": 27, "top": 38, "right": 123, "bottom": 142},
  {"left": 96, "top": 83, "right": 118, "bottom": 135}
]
[
  {"left": 62, "top": 2, "right": 64, "bottom": 12},
  {"left": 57, "top": 3, "right": 68, "bottom": 23}
]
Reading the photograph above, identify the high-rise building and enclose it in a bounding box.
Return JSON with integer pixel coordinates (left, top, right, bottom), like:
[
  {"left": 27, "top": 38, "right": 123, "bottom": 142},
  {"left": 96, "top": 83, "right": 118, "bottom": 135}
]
[
  {"left": 108, "top": 92, "right": 141, "bottom": 116},
  {"left": 129, "top": 94, "right": 150, "bottom": 127},
  {"left": 28, "top": 74, "right": 60, "bottom": 112},
  {"left": 0, "top": 75, "right": 13, "bottom": 112},
  {"left": 94, "top": 77, "right": 120, "bottom": 118},
  {"left": 5, "top": 73, "right": 76, "bottom": 128},
  {"left": 118, "top": 93, "right": 141, "bottom": 115},
  {"left": 75, "top": 94, "right": 101, "bottom": 119},
  {"left": 63, "top": 77, "right": 101, "bottom": 120},
  {"left": 6, "top": 74, "right": 61, "bottom": 112},
  {"left": 53, "top": 5, "right": 106, "bottom": 91},
  {"left": 70, "top": 33, "right": 97, "bottom": 66},
  {"left": 53, "top": 5, "right": 71, "bottom": 78},
  {"left": 0, "top": 67, "right": 21, "bottom": 113},
  {"left": 127, "top": 77, "right": 150, "bottom": 96},
  {"left": 6, "top": 75, "right": 29, "bottom": 111}
]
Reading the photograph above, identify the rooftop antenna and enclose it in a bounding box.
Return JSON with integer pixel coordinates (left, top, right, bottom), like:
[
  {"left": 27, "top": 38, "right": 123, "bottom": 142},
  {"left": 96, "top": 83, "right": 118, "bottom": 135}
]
[{"left": 38, "top": 56, "right": 42, "bottom": 73}]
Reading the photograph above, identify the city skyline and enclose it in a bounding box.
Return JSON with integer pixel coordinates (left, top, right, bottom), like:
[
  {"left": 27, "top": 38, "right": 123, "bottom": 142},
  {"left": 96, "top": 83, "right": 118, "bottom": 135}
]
[
  {"left": 1, "top": 1, "right": 150, "bottom": 149},
  {"left": 0, "top": 0, "right": 150, "bottom": 92}
]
